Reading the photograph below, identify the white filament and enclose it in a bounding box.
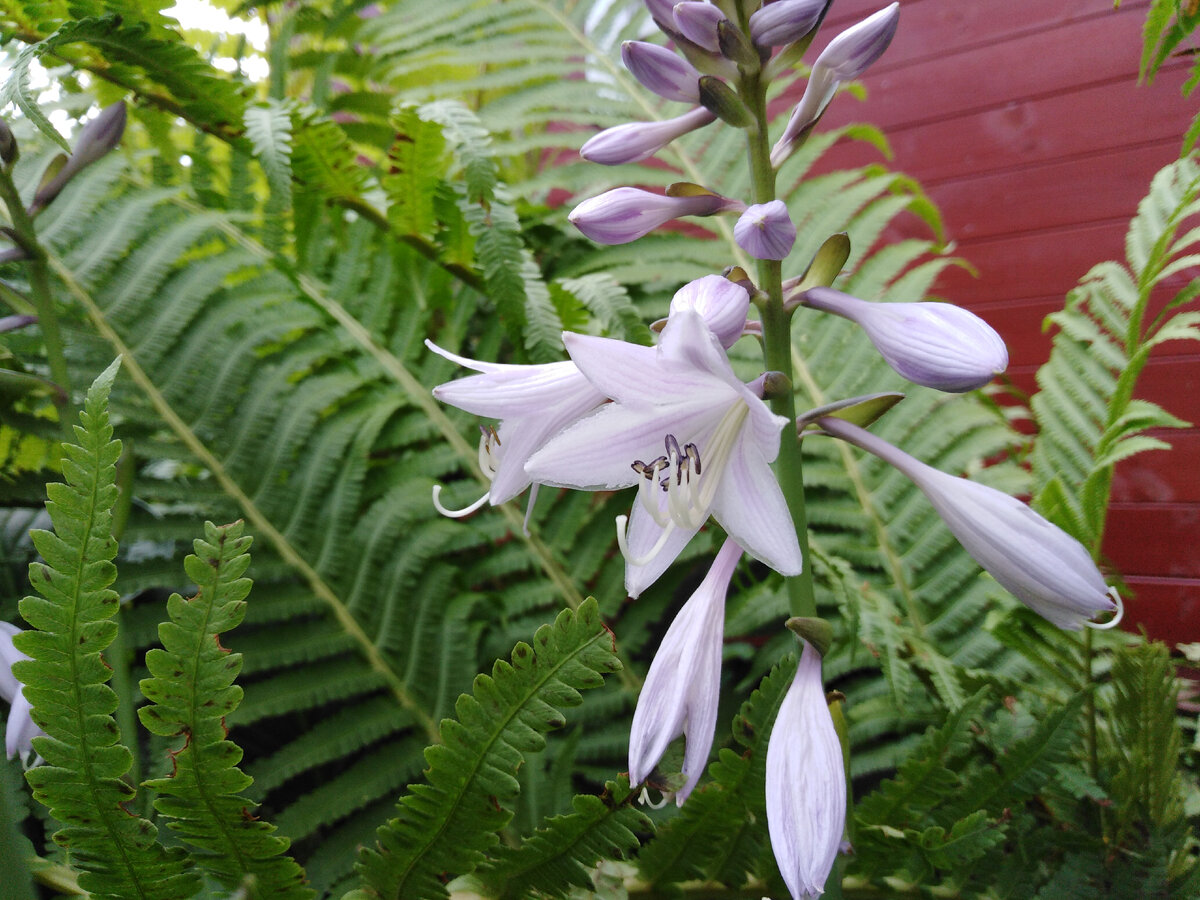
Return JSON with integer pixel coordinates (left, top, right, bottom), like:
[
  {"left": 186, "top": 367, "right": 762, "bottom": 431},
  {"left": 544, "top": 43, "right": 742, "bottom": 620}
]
[
  {"left": 1085, "top": 586, "right": 1125, "bottom": 631},
  {"left": 432, "top": 484, "right": 491, "bottom": 518}
]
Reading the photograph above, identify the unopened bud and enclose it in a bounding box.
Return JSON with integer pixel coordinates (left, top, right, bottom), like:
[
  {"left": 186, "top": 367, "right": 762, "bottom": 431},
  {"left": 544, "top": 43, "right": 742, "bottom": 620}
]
[
  {"left": 622, "top": 42, "right": 701, "bottom": 103},
  {"left": 32, "top": 101, "right": 127, "bottom": 211},
  {"left": 669, "top": 273, "right": 751, "bottom": 348},
  {"left": 673, "top": 1, "right": 725, "bottom": 52},
  {"left": 734, "top": 201, "right": 797, "bottom": 261},
  {"left": 0, "top": 119, "right": 17, "bottom": 165},
  {"left": 569, "top": 185, "right": 739, "bottom": 244},
  {"left": 580, "top": 107, "right": 716, "bottom": 166},
  {"left": 750, "top": 0, "right": 825, "bottom": 47}
]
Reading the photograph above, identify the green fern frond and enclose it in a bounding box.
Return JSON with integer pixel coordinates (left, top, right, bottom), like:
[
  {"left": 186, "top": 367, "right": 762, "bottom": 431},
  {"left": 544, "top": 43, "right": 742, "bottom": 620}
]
[
  {"left": 245, "top": 99, "right": 295, "bottom": 209},
  {"left": 356, "top": 598, "right": 621, "bottom": 900},
  {"left": 137, "top": 520, "right": 312, "bottom": 899},
  {"left": 14, "top": 359, "right": 198, "bottom": 900}
]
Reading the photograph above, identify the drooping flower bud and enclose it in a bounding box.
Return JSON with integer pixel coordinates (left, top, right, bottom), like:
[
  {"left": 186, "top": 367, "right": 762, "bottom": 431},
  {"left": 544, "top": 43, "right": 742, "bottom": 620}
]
[
  {"left": 673, "top": 1, "right": 725, "bottom": 52},
  {"left": 801, "top": 286, "right": 1007, "bottom": 392},
  {"left": 622, "top": 41, "right": 702, "bottom": 103},
  {"left": 669, "top": 274, "right": 751, "bottom": 348},
  {"left": 32, "top": 101, "right": 127, "bottom": 212},
  {"left": 734, "top": 200, "right": 797, "bottom": 261},
  {"left": 580, "top": 106, "right": 717, "bottom": 166},
  {"left": 766, "top": 637, "right": 846, "bottom": 900},
  {"left": 569, "top": 185, "right": 739, "bottom": 244},
  {"left": 629, "top": 538, "right": 741, "bottom": 805},
  {"left": 771, "top": 3, "right": 898, "bottom": 166},
  {"left": 749, "top": 0, "right": 825, "bottom": 47},
  {"left": 818, "top": 417, "right": 1122, "bottom": 631}
]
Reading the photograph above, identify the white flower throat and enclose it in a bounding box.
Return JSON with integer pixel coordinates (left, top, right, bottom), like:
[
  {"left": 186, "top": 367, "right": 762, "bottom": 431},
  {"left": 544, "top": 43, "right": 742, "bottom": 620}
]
[{"left": 618, "top": 401, "right": 750, "bottom": 566}]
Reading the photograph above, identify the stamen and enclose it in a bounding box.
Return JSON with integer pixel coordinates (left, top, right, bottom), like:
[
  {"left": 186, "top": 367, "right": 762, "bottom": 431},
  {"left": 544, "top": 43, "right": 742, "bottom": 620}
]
[
  {"left": 616, "top": 514, "right": 677, "bottom": 566},
  {"left": 1085, "top": 586, "right": 1125, "bottom": 631},
  {"left": 432, "top": 484, "right": 491, "bottom": 518},
  {"left": 478, "top": 426, "right": 501, "bottom": 479},
  {"left": 638, "top": 786, "right": 672, "bottom": 810}
]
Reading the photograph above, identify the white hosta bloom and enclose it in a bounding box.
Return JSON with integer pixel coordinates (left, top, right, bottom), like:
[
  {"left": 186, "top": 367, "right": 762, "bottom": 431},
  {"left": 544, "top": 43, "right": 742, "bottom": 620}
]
[
  {"left": 771, "top": 3, "right": 899, "bottom": 166},
  {"left": 426, "top": 340, "right": 616, "bottom": 516},
  {"left": 630, "top": 538, "right": 741, "bottom": 805},
  {"left": 766, "top": 639, "right": 845, "bottom": 900},
  {"left": 1, "top": 622, "right": 43, "bottom": 766},
  {"left": 526, "top": 307, "right": 801, "bottom": 597},
  {"left": 820, "top": 417, "right": 1121, "bottom": 630}
]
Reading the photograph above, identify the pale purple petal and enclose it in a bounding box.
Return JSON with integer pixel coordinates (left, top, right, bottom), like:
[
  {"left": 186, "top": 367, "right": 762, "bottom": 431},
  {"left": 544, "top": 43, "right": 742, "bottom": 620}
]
[
  {"left": 767, "top": 640, "right": 845, "bottom": 899},
  {"left": 624, "top": 494, "right": 703, "bottom": 599},
  {"left": 580, "top": 107, "right": 716, "bottom": 166},
  {"left": 0, "top": 623, "right": 24, "bottom": 704},
  {"left": 669, "top": 275, "right": 751, "bottom": 349},
  {"left": 563, "top": 331, "right": 701, "bottom": 404},
  {"left": 711, "top": 432, "right": 803, "bottom": 575}
]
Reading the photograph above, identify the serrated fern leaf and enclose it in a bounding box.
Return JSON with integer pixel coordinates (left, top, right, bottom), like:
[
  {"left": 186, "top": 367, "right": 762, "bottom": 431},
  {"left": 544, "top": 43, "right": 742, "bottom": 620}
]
[
  {"left": 477, "top": 777, "right": 649, "bottom": 899},
  {"left": 14, "top": 359, "right": 198, "bottom": 900},
  {"left": 137, "top": 520, "right": 312, "bottom": 899},
  {"left": 245, "top": 99, "right": 295, "bottom": 209},
  {"left": 355, "top": 598, "right": 621, "bottom": 899}
]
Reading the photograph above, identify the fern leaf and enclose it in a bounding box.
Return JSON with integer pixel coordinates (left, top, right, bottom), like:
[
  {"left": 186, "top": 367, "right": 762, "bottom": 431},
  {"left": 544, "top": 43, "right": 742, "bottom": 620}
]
[
  {"left": 14, "top": 359, "right": 198, "bottom": 900},
  {"left": 355, "top": 598, "right": 621, "bottom": 899},
  {"left": 137, "top": 520, "right": 312, "bottom": 899},
  {"left": 477, "top": 777, "right": 649, "bottom": 899},
  {"left": 385, "top": 107, "right": 449, "bottom": 239},
  {"left": 245, "top": 99, "right": 295, "bottom": 209}
]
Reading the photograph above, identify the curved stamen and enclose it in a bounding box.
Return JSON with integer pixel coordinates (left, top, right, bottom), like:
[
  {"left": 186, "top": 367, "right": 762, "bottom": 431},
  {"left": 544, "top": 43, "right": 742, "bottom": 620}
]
[
  {"left": 1085, "top": 586, "right": 1125, "bottom": 631},
  {"left": 432, "top": 483, "right": 492, "bottom": 518},
  {"left": 638, "top": 786, "right": 672, "bottom": 810},
  {"left": 616, "top": 513, "right": 677, "bottom": 566}
]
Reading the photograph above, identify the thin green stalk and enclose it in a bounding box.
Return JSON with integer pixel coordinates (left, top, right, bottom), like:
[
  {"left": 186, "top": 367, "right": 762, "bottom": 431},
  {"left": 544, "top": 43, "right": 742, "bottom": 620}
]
[{"left": 0, "top": 166, "right": 73, "bottom": 436}]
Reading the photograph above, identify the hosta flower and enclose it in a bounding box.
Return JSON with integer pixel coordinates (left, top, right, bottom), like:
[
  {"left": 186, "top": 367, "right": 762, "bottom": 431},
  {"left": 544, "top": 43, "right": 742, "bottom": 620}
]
[
  {"left": 526, "top": 306, "right": 802, "bottom": 597},
  {"left": 581, "top": 107, "right": 717, "bottom": 166},
  {"left": 569, "top": 186, "right": 740, "bottom": 245},
  {"left": 425, "top": 340, "right": 615, "bottom": 516},
  {"left": 767, "top": 638, "right": 846, "bottom": 900},
  {"left": 801, "top": 287, "right": 1008, "bottom": 392},
  {"left": 672, "top": 1, "right": 725, "bottom": 52},
  {"left": 629, "top": 538, "right": 741, "bottom": 805},
  {"left": 771, "top": 3, "right": 899, "bottom": 166},
  {"left": 1, "top": 622, "right": 43, "bottom": 766},
  {"left": 749, "top": 0, "right": 826, "bottom": 48},
  {"left": 819, "top": 417, "right": 1122, "bottom": 630},
  {"left": 734, "top": 200, "right": 797, "bottom": 261},
  {"left": 32, "top": 101, "right": 127, "bottom": 213},
  {"left": 669, "top": 274, "right": 751, "bottom": 349},
  {"left": 622, "top": 41, "right": 702, "bottom": 103}
]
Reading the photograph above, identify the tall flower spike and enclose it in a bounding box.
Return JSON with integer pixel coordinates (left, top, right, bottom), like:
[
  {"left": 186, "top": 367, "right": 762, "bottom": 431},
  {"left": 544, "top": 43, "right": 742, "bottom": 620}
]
[
  {"left": 622, "top": 41, "right": 702, "bottom": 103},
  {"left": 734, "top": 200, "right": 797, "bottom": 261},
  {"left": 629, "top": 538, "right": 741, "bottom": 805},
  {"left": 669, "top": 274, "right": 752, "bottom": 349},
  {"left": 525, "top": 305, "right": 802, "bottom": 597},
  {"left": 819, "top": 417, "right": 1122, "bottom": 630},
  {"left": 801, "top": 286, "right": 1008, "bottom": 392},
  {"left": 1, "top": 622, "right": 43, "bottom": 766},
  {"left": 771, "top": 3, "right": 899, "bottom": 167},
  {"left": 569, "top": 186, "right": 741, "bottom": 245},
  {"left": 581, "top": 107, "right": 717, "bottom": 166},
  {"left": 767, "top": 637, "right": 846, "bottom": 900},
  {"left": 425, "top": 341, "right": 615, "bottom": 518}
]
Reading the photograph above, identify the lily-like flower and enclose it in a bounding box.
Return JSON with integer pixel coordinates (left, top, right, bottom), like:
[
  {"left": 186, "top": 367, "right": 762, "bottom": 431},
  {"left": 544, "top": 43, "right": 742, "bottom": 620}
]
[
  {"left": 672, "top": 1, "right": 725, "bottom": 52},
  {"left": 526, "top": 306, "right": 802, "bottom": 597},
  {"left": 766, "top": 638, "right": 846, "bottom": 900},
  {"left": 669, "top": 274, "right": 752, "bottom": 349},
  {"left": 771, "top": 3, "right": 899, "bottom": 166},
  {"left": 749, "top": 0, "right": 826, "bottom": 48},
  {"left": 426, "top": 340, "right": 614, "bottom": 517},
  {"left": 630, "top": 538, "right": 741, "bottom": 805},
  {"left": 32, "top": 101, "right": 127, "bottom": 213},
  {"left": 622, "top": 41, "right": 702, "bottom": 103},
  {"left": 819, "top": 417, "right": 1122, "bottom": 630},
  {"left": 734, "top": 200, "right": 797, "bottom": 261},
  {"left": 581, "top": 107, "right": 717, "bottom": 166},
  {"left": 569, "top": 186, "right": 740, "bottom": 245},
  {"left": 1, "top": 622, "right": 43, "bottom": 767},
  {"left": 801, "top": 287, "right": 1008, "bottom": 392}
]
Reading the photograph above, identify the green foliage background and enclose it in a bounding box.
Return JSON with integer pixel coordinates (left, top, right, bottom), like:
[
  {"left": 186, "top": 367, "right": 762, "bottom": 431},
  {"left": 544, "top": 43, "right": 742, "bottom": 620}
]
[{"left": 0, "top": 0, "right": 1196, "bottom": 897}]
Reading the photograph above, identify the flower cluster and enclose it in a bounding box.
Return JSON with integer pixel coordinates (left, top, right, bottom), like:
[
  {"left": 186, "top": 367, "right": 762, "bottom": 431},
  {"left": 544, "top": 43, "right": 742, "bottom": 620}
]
[{"left": 427, "top": 0, "right": 1120, "bottom": 896}]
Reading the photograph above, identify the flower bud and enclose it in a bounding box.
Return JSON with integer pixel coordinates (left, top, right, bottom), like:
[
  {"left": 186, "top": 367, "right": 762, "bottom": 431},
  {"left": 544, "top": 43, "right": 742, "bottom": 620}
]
[
  {"left": 669, "top": 274, "right": 751, "bottom": 348},
  {"left": 673, "top": 1, "right": 725, "bottom": 52},
  {"left": 767, "top": 637, "right": 846, "bottom": 900},
  {"left": 645, "top": 0, "right": 682, "bottom": 33},
  {"left": 819, "top": 417, "right": 1121, "bottom": 631},
  {"left": 0, "top": 119, "right": 17, "bottom": 165},
  {"left": 734, "top": 200, "right": 797, "bottom": 261},
  {"left": 749, "top": 0, "right": 825, "bottom": 47},
  {"left": 801, "top": 287, "right": 1007, "bottom": 392},
  {"left": 717, "top": 19, "right": 762, "bottom": 70},
  {"left": 622, "top": 41, "right": 702, "bottom": 103},
  {"left": 580, "top": 106, "right": 716, "bottom": 166},
  {"left": 569, "top": 185, "right": 739, "bottom": 244},
  {"left": 771, "top": 3, "right": 898, "bottom": 166},
  {"left": 32, "top": 101, "right": 127, "bottom": 212}
]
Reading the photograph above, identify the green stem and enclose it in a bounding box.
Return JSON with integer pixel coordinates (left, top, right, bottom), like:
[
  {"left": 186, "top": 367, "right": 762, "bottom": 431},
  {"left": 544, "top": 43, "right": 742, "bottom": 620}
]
[
  {"left": 741, "top": 71, "right": 817, "bottom": 621},
  {"left": 0, "top": 166, "right": 73, "bottom": 435}
]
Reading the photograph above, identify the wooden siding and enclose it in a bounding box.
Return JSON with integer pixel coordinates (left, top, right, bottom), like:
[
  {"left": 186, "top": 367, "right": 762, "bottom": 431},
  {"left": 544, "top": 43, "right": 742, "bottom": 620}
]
[{"left": 810, "top": 0, "right": 1198, "bottom": 639}]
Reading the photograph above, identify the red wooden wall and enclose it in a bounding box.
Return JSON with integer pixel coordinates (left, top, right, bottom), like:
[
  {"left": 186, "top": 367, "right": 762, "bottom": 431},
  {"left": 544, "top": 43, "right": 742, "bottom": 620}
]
[{"left": 813, "top": 0, "right": 1198, "bottom": 640}]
